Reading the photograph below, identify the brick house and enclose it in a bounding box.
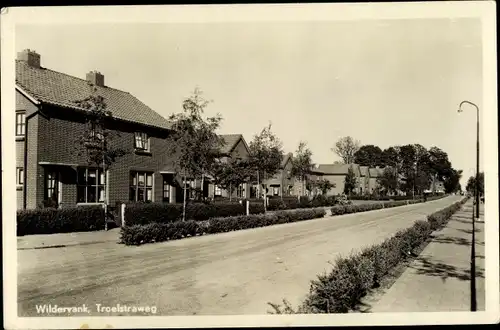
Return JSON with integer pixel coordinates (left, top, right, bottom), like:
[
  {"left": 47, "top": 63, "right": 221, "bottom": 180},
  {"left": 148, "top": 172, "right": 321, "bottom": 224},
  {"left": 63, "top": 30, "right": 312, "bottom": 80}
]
[
  {"left": 368, "top": 166, "right": 384, "bottom": 194},
  {"left": 15, "top": 49, "right": 182, "bottom": 210},
  {"left": 263, "top": 153, "right": 295, "bottom": 197},
  {"left": 316, "top": 163, "right": 362, "bottom": 196},
  {"left": 359, "top": 165, "right": 370, "bottom": 195},
  {"left": 207, "top": 134, "right": 252, "bottom": 199}
]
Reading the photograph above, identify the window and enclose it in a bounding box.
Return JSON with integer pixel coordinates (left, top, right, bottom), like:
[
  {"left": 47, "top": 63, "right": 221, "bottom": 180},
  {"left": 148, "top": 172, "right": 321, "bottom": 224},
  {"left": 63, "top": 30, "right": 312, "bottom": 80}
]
[
  {"left": 237, "top": 184, "right": 245, "bottom": 198},
  {"left": 163, "top": 179, "right": 171, "bottom": 202},
  {"left": 16, "top": 112, "right": 26, "bottom": 136},
  {"left": 215, "top": 185, "right": 222, "bottom": 196},
  {"left": 89, "top": 124, "right": 104, "bottom": 142},
  {"left": 130, "top": 171, "right": 153, "bottom": 202},
  {"left": 77, "top": 168, "right": 105, "bottom": 203},
  {"left": 46, "top": 171, "right": 58, "bottom": 201},
  {"left": 16, "top": 168, "right": 24, "bottom": 186},
  {"left": 183, "top": 178, "right": 196, "bottom": 199},
  {"left": 273, "top": 187, "right": 279, "bottom": 196},
  {"left": 134, "top": 132, "right": 149, "bottom": 151}
]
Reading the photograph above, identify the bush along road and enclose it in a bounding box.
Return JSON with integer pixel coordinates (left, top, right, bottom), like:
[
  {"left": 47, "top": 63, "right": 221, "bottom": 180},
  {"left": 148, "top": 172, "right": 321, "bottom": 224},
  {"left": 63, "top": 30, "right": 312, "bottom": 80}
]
[
  {"left": 268, "top": 197, "right": 469, "bottom": 314},
  {"left": 121, "top": 195, "right": 447, "bottom": 246}
]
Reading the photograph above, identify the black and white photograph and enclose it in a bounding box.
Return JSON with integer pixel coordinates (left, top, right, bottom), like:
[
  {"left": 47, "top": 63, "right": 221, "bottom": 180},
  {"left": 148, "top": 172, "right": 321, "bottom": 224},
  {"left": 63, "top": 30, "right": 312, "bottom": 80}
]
[{"left": 1, "top": 2, "right": 498, "bottom": 329}]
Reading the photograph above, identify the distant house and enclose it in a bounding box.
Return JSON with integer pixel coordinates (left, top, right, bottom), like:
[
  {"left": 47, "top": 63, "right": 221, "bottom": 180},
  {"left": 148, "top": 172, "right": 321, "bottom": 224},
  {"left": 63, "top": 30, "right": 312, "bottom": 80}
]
[
  {"left": 316, "top": 163, "right": 362, "bottom": 196},
  {"left": 368, "top": 167, "right": 384, "bottom": 194},
  {"left": 208, "top": 134, "right": 252, "bottom": 199},
  {"left": 359, "top": 165, "right": 370, "bottom": 195},
  {"left": 263, "top": 153, "right": 295, "bottom": 197}
]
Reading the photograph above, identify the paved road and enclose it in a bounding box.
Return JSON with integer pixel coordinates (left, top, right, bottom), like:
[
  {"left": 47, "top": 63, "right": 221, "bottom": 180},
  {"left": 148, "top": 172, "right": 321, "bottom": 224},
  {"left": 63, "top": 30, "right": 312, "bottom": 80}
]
[{"left": 18, "top": 195, "right": 462, "bottom": 316}]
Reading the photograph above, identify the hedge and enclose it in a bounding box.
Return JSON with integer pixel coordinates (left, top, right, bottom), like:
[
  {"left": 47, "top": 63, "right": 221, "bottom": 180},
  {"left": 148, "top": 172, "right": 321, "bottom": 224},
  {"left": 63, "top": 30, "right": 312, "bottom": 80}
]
[
  {"left": 348, "top": 194, "right": 445, "bottom": 201},
  {"left": 120, "top": 208, "right": 327, "bottom": 246},
  {"left": 124, "top": 201, "right": 266, "bottom": 226},
  {"left": 269, "top": 197, "right": 469, "bottom": 314},
  {"left": 17, "top": 205, "right": 105, "bottom": 236},
  {"left": 329, "top": 197, "right": 442, "bottom": 216}
]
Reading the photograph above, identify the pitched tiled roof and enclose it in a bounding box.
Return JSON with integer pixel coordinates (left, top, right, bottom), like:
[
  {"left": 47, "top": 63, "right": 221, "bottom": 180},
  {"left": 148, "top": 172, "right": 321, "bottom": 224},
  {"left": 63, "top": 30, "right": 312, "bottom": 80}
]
[
  {"left": 16, "top": 60, "right": 171, "bottom": 130},
  {"left": 219, "top": 134, "right": 244, "bottom": 155},
  {"left": 281, "top": 152, "right": 293, "bottom": 168},
  {"left": 317, "top": 163, "right": 361, "bottom": 176}
]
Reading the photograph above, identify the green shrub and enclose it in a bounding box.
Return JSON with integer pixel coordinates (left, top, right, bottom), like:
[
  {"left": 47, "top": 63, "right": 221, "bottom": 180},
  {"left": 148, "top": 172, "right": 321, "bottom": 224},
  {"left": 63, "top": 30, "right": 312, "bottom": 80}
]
[
  {"left": 120, "top": 208, "right": 326, "bottom": 245},
  {"left": 17, "top": 206, "right": 105, "bottom": 236}
]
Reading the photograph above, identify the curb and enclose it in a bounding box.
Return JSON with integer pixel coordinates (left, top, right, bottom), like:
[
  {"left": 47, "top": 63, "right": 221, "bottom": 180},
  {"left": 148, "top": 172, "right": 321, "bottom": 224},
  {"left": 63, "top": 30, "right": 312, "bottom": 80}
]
[{"left": 17, "top": 239, "right": 120, "bottom": 251}]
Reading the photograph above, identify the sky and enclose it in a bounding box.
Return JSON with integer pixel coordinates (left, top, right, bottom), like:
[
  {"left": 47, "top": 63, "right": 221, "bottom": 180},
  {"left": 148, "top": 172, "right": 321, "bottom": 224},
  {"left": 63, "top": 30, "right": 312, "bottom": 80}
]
[{"left": 16, "top": 18, "right": 483, "bottom": 188}]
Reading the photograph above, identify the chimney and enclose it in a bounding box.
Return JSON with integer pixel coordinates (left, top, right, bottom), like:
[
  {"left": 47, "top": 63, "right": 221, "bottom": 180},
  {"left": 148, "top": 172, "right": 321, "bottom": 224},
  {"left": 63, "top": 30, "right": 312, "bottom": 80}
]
[
  {"left": 86, "top": 70, "right": 105, "bottom": 87},
  {"left": 17, "top": 49, "right": 41, "bottom": 68}
]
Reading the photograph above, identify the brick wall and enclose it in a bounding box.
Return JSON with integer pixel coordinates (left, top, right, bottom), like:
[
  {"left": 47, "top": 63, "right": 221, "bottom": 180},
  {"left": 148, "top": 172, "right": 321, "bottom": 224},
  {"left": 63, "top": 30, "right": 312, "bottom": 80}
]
[{"left": 22, "top": 103, "right": 178, "bottom": 208}]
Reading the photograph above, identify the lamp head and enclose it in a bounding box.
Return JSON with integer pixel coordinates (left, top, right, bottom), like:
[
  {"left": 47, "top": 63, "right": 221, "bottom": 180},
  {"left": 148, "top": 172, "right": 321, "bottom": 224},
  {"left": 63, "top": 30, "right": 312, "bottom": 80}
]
[{"left": 457, "top": 108, "right": 463, "bottom": 113}]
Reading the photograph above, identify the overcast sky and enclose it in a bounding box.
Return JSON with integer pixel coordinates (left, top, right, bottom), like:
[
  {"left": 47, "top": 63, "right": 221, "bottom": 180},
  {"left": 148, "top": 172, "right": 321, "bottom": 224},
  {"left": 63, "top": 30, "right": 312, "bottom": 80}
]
[{"left": 16, "top": 18, "right": 483, "bottom": 188}]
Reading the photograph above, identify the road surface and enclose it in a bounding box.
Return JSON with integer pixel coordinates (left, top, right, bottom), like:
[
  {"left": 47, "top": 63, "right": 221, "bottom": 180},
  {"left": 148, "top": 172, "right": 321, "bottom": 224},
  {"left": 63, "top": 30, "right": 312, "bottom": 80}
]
[{"left": 18, "top": 195, "right": 462, "bottom": 316}]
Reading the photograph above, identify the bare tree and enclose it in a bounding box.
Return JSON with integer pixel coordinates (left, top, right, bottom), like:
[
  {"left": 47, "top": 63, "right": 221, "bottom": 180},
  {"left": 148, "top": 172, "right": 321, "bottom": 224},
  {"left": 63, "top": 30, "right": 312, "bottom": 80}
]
[{"left": 331, "top": 136, "right": 360, "bottom": 164}]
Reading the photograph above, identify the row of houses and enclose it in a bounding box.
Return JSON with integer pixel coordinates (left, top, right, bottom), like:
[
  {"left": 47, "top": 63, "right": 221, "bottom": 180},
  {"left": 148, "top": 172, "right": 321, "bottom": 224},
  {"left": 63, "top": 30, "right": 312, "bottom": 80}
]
[{"left": 14, "top": 49, "right": 442, "bottom": 210}]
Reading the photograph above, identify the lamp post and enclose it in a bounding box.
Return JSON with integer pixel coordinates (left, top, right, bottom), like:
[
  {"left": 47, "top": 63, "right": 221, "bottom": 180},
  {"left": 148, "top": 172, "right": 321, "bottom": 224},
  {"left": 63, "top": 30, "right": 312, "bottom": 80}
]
[
  {"left": 458, "top": 100, "right": 480, "bottom": 219},
  {"left": 457, "top": 100, "right": 479, "bottom": 312}
]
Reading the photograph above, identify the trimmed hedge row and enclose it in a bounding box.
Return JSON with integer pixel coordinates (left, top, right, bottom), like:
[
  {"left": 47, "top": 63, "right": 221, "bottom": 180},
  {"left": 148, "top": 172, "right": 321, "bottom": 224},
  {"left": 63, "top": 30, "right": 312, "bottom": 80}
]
[
  {"left": 17, "top": 206, "right": 105, "bottom": 236},
  {"left": 349, "top": 194, "right": 445, "bottom": 201},
  {"left": 124, "top": 201, "right": 265, "bottom": 226},
  {"left": 329, "top": 196, "right": 447, "bottom": 216},
  {"left": 269, "top": 197, "right": 469, "bottom": 314},
  {"left": 120, "top": 208, "right": 326, "bottom": 246}
]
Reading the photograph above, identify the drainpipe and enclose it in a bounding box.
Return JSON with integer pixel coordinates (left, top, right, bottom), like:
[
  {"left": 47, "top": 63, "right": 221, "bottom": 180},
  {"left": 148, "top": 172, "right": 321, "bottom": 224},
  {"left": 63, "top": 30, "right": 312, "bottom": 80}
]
[{"left": 23, "top": 104, "right": 48, "bottom": 209}]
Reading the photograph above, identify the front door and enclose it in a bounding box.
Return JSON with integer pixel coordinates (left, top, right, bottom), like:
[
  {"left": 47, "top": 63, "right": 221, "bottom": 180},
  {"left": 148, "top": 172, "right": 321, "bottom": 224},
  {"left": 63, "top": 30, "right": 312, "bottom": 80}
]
[{"left": 45, "top": 170, "right": 61, "bottom": 207}]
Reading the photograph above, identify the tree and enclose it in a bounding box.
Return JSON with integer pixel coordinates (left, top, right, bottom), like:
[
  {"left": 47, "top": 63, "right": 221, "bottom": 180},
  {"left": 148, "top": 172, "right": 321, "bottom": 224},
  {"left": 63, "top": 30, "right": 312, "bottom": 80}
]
[
  {"left": 399, "top": 144, "right": 417, "bottom": 195},
  {"left": 291, "top": 141, "right": 313, "bottom": 197},
  {"left": 353, "top": 145, "right": 384, "bottom": 167},
  {"left": 377, "top": 167, "right": 398, "bottom": 195},
  {"left": 381, "top": 146, "right": 402, "bottom": 193},
  {"left": 166, "top": 87, "right": 223, "bottom": 221},
  {"left": 466, "top": 172, "right": 484, "bottom": 196},
  {"left": 428, "top": 147, "right": 452, "bottom": 181},
  {"left": 248, "top": 123, "right": 284, "bottom": 202},
  {"left": 74, "top": 82, "right": 128, "bottom": 230},
  {"left": 332, "top": 136, "right": 360, "bottom": 164},
  {"left": 343, "top": 166, "right": 357, "bottom": 195},
  {"left": 443, "top": 168, "right": 463, "bottom": 193},
  {"left": 316, "top": 179, "right": 335, "bottom": 195},
  {"left": 210, "top": 158, "right": 251, "bottom": 201}
]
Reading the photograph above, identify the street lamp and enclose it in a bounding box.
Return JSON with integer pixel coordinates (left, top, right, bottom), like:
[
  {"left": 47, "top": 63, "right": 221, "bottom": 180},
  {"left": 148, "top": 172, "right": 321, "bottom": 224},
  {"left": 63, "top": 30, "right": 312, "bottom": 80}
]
[
  {"left": 457, "top": 100, "right": 480, "bottom": 312},
  {"left": 457, "top": 100, "right": 480, "bottom": 219}
]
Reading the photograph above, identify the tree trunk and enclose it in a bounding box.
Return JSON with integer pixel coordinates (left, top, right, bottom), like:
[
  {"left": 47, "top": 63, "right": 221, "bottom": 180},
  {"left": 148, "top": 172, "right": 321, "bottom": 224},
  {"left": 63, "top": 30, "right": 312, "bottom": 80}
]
[
  {"left": 182, "top": 170, "right": 187, "bottom": 222},
  {"left": 201, "top": 173, "right": 205, "bottom": 201},
  {"left": 257, "top": 170, "right": 260, "bottom": 199},
  {"left": 102, "top": 156, "right": 108, "bottom": 231},
  {"left": 229, "top": 182, "right": 232, "bottom": 202}
]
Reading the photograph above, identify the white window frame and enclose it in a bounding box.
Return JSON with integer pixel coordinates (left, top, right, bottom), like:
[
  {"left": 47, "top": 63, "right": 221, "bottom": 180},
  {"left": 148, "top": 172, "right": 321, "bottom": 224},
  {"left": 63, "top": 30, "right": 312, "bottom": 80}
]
[
  {"left": 163, "top": 179, "right": 171, "bottom": 202},
  {"left": 130, "top": 171, "right": 154, "bottom": 202},
  {"left": 134, "top": 132, "right": 150, "bottom": 151},
  {"left": 77, "top": 167, "right": 105, "bottom": 203},
  {"left": 215, "top": 185, "right": 222, "bottom": 196},
  {"left": 16, "top": 167, "right": 24, "bottom": 186},
  {"left": 16, "top": 111, "right": 26, "bottom": 136}
]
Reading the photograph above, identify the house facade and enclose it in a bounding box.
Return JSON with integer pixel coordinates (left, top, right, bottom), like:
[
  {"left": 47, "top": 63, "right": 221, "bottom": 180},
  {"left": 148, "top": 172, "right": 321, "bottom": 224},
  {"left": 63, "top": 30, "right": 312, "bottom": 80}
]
[
  {"left": 263, "top": 153, "right": 295, "bottom": 197},
  {"left": 208, "top": 134, "right": 252, "bottom": 199},
  {"left": 315, "top": 163, "right": 362, "bottom": 196},
  {"left": 16, "top": 49, "right": 182, "bottom": 210},
  {"left": 368, "top": 167, "right": 384, "bottom": 194}
]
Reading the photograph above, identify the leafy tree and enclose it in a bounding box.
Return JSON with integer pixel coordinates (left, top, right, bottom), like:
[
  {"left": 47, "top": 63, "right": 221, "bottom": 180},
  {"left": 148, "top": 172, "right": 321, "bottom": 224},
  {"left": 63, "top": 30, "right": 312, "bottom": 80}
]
[
  {"left": 377, "top": 167, "right": 398, "bottom": 195},
  {"left": 428, "top": 147, "right": 452, "bottom": 181},
  {"left": 316, "top": 179, "right": 335, "bottom": 195},
  {"left": 443, "top": 168, "right": 463, "bottom": 193},
  {"left": 343, "top": 166, "right": 357, "bottom": 195},
  {"left": 381, "top": 146, "right": 402, "bottom": 193},
  {"left": 248, "top": 123, "right": 284, "bottom": 202},
  {"left": 166, "top": 87, "right": 223, "bottom": 221},
  {"left": 74, "top": 82, "right": 128, "bottom": 230},
  {"left": 353, "top": 145, "right": 384, "bottom": 167},
  {"left": 210, "top": 158, "right": 251, "bottom": 201},
  {"left": 466, "top": 172, "right": 484, "bottom": 196},
  {"left": 291, "top": 141, "right": 313, "bottom": 197},
  {"left": 332, "top": 136, "right": 360, "bottom": 164}
]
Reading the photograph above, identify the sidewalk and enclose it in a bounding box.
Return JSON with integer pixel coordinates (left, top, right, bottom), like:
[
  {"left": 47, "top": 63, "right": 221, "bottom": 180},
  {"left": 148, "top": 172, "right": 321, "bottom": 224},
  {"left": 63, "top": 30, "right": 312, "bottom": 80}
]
[
  {"left": 17, "top": 227, "right": 121, "bottom": 250},
  {"left": 370, "top": 200, "right": 485, "bottom": 312}
]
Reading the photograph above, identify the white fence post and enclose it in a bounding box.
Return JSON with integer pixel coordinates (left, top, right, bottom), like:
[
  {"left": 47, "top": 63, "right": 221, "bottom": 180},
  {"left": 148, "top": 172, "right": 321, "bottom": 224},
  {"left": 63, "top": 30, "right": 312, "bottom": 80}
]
[
  {"left": 121, "top": 203, "right": 126, "bottom": 227},
  {"left": 246, "top": 200, "right": 250, "bottom": 215}
]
